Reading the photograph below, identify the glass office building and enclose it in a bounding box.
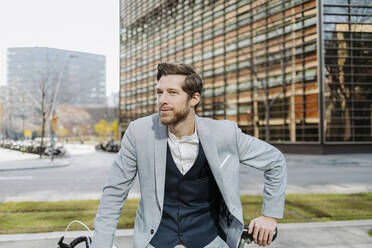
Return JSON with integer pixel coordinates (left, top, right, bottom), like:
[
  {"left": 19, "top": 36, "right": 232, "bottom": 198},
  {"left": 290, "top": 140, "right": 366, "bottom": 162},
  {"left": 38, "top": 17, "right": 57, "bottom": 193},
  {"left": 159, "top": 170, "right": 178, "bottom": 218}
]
[
  {"left": 119, "top": 0, "right": 372, "bottom": 152},
  {"left": 7, "top": 47, "right": 107, "bottom": 106}
]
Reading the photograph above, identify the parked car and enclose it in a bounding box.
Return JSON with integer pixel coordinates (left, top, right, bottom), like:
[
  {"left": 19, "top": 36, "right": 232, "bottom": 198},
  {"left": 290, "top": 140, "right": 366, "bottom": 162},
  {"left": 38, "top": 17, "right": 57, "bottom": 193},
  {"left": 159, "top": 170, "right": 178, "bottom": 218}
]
[
  {"left": 45, "top": 143, "right": 66, "bottom": 157},
  {"left": 105, "top": 140, "right": 120, "bottom": 153},
  {"left": 95, "top": 139, "right": 120, "bottom": 153}
]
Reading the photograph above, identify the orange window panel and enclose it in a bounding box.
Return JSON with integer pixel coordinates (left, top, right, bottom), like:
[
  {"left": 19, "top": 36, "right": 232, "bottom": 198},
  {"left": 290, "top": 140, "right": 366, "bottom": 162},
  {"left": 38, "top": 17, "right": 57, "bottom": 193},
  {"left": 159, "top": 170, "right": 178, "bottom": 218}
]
[
  {"left": 226, "top": 10, "right": 237, "bottom": 20},
  {"left": 238, "top": 114, "right": 252, "bottom": 123},
  {"left": 238, "top": 25, "right": 251, "bottom": 34},
  {"left": 238, "top": 4, "right": 251, "bottom": 14},
  {"left": 226, "top": 115, "right": 238, "bottom": 122},
  {"left": 304, "top": 0, "right": 316, "bottom": 10},
  {"left": 305, "top": 94, "right": 319, "bottom": 118},
  {"left": 295, "top": 95, "right": 304, "bottom": 119},
  {"left": 203, "top": 97, "right": 213, "bottom": 104},
  {"left": 214, "top": 95, "right": 225, "bottom": 102}
]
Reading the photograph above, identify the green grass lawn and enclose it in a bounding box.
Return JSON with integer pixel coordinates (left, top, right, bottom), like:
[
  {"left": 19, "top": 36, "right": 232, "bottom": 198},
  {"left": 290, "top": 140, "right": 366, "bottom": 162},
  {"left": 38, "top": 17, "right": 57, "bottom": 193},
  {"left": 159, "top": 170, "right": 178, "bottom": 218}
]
[{"left": 1, "top": 193, "right": 372, "bottom": 234}]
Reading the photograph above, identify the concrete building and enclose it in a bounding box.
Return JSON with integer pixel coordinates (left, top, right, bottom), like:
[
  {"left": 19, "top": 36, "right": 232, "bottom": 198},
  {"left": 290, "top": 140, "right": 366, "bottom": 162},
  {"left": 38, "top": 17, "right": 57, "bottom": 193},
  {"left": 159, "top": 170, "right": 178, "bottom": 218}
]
[{"left": 119, "top": 0, "right": 372, "bottom": 153}]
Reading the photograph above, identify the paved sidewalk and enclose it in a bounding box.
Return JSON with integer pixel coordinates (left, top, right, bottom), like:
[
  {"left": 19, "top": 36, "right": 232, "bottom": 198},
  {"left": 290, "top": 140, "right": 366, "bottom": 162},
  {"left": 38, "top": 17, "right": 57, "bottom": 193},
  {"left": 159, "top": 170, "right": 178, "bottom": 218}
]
[
  {"left": 0, "top": 148, "right": 70, "bottom": 171},
  {"left": 0, "top": 148, "right": 39, "bottom": 162},
  {"left": 284, "top": 153, "right": 372, "bottom": 168},
  {"left": 0, "top": 220, "right": 371, "bottom": 248},
  {"left": 0, "top": 158, "right": 69, "bottom": 171}
]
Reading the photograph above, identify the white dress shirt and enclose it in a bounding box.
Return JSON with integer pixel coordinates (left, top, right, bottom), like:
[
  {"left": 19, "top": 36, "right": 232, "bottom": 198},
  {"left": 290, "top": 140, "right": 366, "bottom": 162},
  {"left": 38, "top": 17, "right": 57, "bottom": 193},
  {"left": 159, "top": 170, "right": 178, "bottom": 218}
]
[{"left": 167, "top": 128, "right": 199, "bottom": 175}]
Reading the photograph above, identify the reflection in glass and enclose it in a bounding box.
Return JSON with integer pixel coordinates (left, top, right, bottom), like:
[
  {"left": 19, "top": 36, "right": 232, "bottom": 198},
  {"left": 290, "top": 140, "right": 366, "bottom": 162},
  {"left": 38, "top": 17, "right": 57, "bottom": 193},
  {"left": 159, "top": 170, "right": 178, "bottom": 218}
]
[
  {"left": 350, "top": 0, "right": 371, "bottom": 6},
  {"left": 351, "top": 15, "right": 372, "bottom": 24},
  {"left": 324, "top": 15, "right": 348, "bottom": 23},
  {"left": 324, "top": 30, "right": 372, "bottom": 142},
  {"left": 324, "top": 0, "right": 348, "bottom": 5},
  {"left": 324, "top": 6, "right": 348, "bottom": 15}
]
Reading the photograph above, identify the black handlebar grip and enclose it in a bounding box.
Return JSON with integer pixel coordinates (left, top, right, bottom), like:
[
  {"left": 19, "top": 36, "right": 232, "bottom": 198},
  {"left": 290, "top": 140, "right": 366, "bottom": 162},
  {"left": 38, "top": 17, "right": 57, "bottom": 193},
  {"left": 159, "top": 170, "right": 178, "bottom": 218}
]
[
  {"left": 58, "top": 236, "right": 71, "bottom": 248},
  {"left": 241, "top": 224, "right": 278, "bottom": 242}
]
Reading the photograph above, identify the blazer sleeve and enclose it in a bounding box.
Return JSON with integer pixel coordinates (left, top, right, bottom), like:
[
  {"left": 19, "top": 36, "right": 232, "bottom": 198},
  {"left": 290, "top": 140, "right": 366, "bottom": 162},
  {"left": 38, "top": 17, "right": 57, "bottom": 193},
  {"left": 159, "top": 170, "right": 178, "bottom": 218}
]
[
  {"left": 91, "top": 122, "right": 138, "bottom": 248},
  {"left": 234, "top": 123, "right": 287, "bottom": 219}
]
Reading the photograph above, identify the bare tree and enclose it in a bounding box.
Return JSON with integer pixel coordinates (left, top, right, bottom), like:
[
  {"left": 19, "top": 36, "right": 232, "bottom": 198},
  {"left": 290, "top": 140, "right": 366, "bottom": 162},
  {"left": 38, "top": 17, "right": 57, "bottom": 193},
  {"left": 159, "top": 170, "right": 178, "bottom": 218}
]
[
  {"left": 324, "top": 11, "right": 372, "bottom": 141},
  {"left": 238, "top": 14, "right": 289, "bottom": 142},
  {"left": 22, "top": 50, "right": 62, "bottom": 157},
  {"left": 248, "top": 67, "right": 285, "bottom": 142}
]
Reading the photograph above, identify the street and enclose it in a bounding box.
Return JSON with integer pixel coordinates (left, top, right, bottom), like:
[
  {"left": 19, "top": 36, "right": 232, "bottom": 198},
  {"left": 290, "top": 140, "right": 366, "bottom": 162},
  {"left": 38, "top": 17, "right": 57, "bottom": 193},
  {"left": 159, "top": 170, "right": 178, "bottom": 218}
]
[
  {"left": 0, "top": 145, "right": 372, "bottom": 202},
  {"left": 0, "top": 145, "right": 139, "bottom": 202}
]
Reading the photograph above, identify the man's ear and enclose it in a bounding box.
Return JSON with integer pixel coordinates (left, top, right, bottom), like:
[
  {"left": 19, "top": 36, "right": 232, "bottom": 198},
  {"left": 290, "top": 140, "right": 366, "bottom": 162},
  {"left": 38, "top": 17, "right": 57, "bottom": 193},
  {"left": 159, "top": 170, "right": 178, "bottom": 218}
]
[{"left": 190, "top": 92, "right": 200, "bottom": 108}]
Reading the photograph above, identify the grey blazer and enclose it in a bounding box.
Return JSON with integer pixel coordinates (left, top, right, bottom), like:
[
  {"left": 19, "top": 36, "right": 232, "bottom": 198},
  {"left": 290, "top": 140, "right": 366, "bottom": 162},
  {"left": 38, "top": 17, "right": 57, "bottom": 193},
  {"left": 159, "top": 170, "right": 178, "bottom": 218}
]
[{"left": 91, "top": 114, "right": 287, "bottom": 248}]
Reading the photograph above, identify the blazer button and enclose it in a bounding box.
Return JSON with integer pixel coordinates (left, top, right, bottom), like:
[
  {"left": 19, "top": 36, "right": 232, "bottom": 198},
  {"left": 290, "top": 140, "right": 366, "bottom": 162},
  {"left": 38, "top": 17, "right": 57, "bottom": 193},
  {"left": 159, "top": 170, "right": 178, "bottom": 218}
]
[{"left": 150, "top": 229, "right": 154, "bottom": 235}]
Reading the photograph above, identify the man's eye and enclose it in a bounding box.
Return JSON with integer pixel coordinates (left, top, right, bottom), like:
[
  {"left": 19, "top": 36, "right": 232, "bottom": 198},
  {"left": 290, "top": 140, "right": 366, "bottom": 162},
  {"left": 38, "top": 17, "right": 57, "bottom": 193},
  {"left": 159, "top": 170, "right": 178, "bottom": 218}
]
[{"left": 170, "top": 91, "right": 177, "bottom": 94}]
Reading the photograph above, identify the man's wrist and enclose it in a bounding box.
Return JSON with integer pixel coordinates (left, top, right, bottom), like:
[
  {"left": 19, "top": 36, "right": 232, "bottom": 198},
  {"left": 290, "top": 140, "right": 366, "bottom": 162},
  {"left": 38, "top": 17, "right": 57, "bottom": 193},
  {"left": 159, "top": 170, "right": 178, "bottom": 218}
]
[{"left": 262, "top": 215, "right": 277, "bottom": 222}]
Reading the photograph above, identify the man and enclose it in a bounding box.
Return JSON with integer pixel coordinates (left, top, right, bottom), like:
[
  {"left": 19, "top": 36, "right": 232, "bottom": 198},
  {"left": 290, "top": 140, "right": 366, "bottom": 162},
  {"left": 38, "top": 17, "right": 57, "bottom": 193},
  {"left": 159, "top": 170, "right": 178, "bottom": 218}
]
[{"left": 91, "top": 63, "right": 287, "bottom": 248}]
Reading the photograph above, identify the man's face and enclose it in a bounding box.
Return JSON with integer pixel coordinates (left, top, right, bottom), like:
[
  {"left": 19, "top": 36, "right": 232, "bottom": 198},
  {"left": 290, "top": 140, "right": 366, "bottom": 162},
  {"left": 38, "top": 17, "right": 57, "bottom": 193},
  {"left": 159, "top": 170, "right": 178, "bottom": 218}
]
[{"left": 156, "top": 75, "right": 192, "bottom": 126}]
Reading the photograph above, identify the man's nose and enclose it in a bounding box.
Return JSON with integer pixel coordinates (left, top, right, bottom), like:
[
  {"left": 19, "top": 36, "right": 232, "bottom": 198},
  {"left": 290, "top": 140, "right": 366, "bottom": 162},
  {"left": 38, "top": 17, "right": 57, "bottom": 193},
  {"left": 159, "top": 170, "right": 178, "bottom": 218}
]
[{"left": 158, "top": 93, "right": 168, "bottom": 105}]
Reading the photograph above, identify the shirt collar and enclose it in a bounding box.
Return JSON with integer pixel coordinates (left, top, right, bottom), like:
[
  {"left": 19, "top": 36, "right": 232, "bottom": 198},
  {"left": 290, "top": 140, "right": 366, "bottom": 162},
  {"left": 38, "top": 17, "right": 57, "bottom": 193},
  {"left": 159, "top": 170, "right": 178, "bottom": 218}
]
[{"left": 168, "top": 127, "right": 199, "bottom": 144}]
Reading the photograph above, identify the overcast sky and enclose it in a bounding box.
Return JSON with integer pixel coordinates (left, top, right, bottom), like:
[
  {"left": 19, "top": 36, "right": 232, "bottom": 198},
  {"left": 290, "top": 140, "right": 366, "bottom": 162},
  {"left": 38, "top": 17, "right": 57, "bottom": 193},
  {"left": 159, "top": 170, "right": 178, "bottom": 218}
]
[{"left": 0, "top": 0, "right": 119, "bottom": 95}]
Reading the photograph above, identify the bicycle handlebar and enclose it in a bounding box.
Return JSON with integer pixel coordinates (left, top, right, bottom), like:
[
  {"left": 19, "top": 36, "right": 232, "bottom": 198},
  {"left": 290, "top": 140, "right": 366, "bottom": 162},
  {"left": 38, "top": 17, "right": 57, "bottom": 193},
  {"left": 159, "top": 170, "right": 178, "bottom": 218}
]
[
  {"left": 238, "top": 225, "right": 278, "bottom": 248},
  {"left": 58, "top": 236, "right": 91, "bottom": 248}
]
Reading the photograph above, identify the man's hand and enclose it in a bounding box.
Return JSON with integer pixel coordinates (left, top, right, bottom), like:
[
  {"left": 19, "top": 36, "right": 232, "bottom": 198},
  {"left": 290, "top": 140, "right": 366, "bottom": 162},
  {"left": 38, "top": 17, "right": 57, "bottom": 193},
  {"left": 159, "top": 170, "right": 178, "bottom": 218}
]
[{"left": 248, "top": 216, "right": 277, "bottom": 246}]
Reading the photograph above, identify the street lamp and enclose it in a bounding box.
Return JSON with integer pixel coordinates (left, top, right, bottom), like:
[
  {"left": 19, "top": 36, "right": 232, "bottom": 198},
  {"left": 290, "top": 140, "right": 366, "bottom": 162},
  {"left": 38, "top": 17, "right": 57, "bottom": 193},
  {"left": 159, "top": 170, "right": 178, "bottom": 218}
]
[{"left": 50, "top": 54, "right": 77, "bottom": 162}]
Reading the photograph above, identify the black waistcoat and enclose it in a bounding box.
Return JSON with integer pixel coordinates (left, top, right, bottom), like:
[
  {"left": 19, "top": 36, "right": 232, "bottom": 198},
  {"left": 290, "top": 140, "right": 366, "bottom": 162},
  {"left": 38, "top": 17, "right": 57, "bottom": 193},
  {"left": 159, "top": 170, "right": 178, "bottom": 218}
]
[{"left": 150, "top": 142, "right": 221, "bottom": 248}]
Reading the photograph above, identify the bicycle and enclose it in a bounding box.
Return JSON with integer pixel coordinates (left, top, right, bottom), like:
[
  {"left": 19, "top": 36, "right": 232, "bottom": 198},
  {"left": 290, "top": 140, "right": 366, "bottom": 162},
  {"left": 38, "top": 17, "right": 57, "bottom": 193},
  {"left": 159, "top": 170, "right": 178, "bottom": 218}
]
[{"left": 57, "top": 221, "right": 277, "bottom": 247}]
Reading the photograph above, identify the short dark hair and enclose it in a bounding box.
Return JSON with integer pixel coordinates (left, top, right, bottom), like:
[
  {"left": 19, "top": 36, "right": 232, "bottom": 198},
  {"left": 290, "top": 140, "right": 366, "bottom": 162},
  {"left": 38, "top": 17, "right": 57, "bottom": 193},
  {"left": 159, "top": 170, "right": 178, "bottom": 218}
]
[{"left": 157, "top": 63, "right": 203, "bottom": 107}]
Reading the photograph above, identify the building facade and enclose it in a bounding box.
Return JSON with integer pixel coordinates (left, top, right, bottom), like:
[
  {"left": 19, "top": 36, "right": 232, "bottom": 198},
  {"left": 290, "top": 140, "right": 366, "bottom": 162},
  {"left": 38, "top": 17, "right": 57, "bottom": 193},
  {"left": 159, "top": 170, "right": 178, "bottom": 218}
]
[
  {"left": 0, "top": 86, "right": 7, "bottom": 138},
  {"left": 5, "top": 47, "right": 106, "bottom": 138},
  {"left": 7, "top": 47, "right": 106, "bottom": 106},
  {"left": 119, "top": 0, "right": 372, "bottom": 152}
]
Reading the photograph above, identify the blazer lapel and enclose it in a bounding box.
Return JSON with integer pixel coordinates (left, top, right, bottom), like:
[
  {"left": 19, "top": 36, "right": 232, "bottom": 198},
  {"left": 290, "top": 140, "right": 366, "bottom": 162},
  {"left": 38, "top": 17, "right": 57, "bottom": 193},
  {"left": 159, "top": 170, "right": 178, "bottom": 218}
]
[
  {"left": 195, "top": 116, "right": 223, "bottom": 184},
  {"left": 153, "top": 115, "right": 168, "bottom": 210},
  {"left": 196, "top": 115, "right": 233, "bottom": 210}
]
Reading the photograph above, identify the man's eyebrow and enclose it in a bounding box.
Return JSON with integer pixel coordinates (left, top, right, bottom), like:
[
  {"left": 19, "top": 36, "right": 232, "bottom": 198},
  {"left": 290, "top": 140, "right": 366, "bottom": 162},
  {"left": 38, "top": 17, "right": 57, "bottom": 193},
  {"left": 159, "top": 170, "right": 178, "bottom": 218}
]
[
  {"left": 156, "top": 88, "right": 180, "bottom": 91},
  {"left": 167, "top": 88, "right": 180, "bottom": 92}
]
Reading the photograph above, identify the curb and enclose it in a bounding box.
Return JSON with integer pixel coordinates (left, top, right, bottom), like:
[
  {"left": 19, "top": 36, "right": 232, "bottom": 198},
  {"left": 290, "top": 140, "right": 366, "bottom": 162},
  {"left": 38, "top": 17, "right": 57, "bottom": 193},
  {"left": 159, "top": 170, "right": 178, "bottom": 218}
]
[
  {"left": 0, "top": 160, "right": 70, "bottom": 172},
  {"left": 278, "top": 219, "right": 372, "bottom": 229},
  {"left": 0, "top": 220, "right": 371, "bottom": 242},
  {"left": 0, "top": 229, "right": 133, "bottom": 242}
]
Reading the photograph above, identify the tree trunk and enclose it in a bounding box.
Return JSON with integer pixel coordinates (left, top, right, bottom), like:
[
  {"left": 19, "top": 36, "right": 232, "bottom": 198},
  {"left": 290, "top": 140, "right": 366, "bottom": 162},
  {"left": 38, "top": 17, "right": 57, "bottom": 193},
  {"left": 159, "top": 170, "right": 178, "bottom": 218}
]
[
  {"left": 253, "top": 94, "right": 259, "bottom": 138},
  {"left": 265, "top": 103, "right": 270, "bottom": 142},
  {"left": 264, "top": 83, "right": 270, "bottom": 142},
  {"left": 40, "top": 113, "right": 46, "bottom": 158},
  {"left": 39, "top": 91, "right": 46, "bottom": 158}
]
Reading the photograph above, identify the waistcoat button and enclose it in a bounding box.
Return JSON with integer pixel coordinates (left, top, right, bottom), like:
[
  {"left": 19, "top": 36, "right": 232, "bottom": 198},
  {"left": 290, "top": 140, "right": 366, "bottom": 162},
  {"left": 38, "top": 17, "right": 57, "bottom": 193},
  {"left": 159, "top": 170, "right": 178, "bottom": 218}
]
[{"left": 150, "top": 229, "right": 154, "bottom": 235}]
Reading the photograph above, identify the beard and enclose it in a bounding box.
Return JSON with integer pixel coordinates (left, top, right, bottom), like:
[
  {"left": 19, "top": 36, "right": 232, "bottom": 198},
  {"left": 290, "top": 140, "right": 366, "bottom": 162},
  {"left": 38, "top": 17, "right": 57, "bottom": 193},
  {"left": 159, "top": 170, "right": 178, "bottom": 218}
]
[{"left": 159, "top": 104, "right": 190, "bottom": 126}]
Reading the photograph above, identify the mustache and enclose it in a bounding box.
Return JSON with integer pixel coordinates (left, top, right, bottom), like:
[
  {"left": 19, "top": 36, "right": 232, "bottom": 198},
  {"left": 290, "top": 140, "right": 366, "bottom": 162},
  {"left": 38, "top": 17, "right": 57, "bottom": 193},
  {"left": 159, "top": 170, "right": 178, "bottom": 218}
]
[{"left": 159, "top": 106, "right": 173, "bottom": 111}]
